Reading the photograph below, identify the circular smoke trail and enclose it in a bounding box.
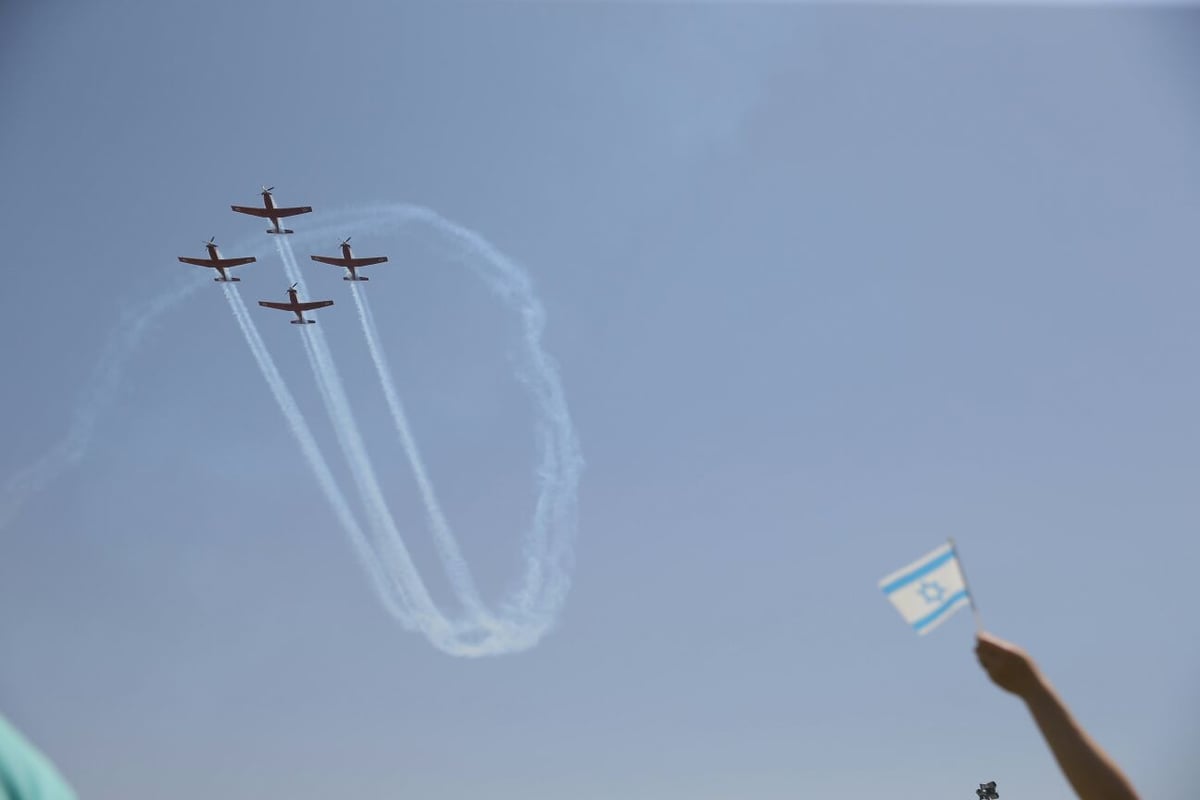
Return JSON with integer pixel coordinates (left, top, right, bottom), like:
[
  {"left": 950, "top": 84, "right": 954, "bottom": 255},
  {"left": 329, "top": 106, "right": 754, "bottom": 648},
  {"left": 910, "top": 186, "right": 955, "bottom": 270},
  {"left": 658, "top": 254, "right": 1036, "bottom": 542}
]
[{"left": 0, "top": 204, "right": 583, "bottom": 657}]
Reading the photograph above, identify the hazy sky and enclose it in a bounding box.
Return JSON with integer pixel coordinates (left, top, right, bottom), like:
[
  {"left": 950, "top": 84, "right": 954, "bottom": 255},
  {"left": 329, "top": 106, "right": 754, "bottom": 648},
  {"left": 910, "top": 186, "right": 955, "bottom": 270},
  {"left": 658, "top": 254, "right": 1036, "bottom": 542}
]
[{"left": 2, "top": 2, "right": 1198, "bottom": 798}]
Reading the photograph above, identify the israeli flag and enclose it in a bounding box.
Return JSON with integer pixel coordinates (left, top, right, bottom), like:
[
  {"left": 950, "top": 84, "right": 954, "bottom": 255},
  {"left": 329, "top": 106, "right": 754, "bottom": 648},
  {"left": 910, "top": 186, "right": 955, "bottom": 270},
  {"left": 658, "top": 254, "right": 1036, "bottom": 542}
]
[{"left": 879, "top": 542, "right": 971, "bottom": 635}]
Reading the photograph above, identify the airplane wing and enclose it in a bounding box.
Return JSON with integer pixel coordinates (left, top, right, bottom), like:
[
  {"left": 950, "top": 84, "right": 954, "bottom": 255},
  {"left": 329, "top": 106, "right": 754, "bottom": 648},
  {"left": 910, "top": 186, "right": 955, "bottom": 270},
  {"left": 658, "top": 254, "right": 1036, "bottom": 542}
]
[
  {"left": 258, "top": 300, "right": 294, "bottom": 311},
  {"left": 181, "top": 256, "right": 255, "bottom": 268},
  {"left": 231, "top": 205, "right": 272, "bottom": 217},
  {"left": 310, "top": 255, "right": 352, "bottom": 267},
  {"left": 310, "top": 255, "right": 387, "bottom": 268},
  {"left": 295, "top": 300, "right": 334, "bottom": 311},
  {"left": 271, "top": 206, "right": 312, "bottom": 218}
]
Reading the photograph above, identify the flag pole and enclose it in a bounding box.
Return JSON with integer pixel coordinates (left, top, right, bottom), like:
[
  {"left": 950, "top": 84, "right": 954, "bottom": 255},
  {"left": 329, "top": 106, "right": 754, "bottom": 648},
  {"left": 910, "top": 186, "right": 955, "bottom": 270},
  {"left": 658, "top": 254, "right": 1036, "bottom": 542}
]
[{"left": 948, "top": 537, "right": 983, "bottom": 634}]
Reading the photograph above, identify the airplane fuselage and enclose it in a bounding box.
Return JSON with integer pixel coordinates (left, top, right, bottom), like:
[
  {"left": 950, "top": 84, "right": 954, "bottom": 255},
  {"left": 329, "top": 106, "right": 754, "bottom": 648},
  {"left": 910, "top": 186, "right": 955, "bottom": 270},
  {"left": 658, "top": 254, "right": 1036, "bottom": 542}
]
[
  {"left": 286, "top": 288, "right": 301, "bottom": 322},
  {"left": 204, "top": 242, "right": 225, "bottom": 280},
  {"left": 261, "top": 191, "right": 286, "bottom": 233},
  {"left": 341, "top": 243, "right": 359, "bottom": 280}
]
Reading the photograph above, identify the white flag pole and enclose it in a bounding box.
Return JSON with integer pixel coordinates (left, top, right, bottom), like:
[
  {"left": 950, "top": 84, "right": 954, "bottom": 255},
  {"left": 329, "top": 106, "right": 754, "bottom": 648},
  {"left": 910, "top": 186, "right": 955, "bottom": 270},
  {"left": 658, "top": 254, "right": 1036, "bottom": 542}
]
[{"left": 948, "top": 537, "right": 983, "bottom": 634}]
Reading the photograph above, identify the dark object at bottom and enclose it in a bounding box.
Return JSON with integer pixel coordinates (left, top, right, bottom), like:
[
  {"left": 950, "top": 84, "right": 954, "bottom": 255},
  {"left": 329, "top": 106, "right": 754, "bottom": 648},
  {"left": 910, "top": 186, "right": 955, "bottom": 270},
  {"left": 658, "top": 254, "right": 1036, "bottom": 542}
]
[{"left": 976, "top": 781, "right": 999, "bottom": 800}]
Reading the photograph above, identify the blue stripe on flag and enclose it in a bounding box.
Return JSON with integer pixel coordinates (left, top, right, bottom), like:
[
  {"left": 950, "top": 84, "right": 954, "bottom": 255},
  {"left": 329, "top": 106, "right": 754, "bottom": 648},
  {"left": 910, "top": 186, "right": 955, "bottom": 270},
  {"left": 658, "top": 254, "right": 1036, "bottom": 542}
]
[
  {"left": 912, "top": 589, "right": 969, "bottom": 632},
  {"left": 880, "top": 549, "right": 955, "bottom": 596}
]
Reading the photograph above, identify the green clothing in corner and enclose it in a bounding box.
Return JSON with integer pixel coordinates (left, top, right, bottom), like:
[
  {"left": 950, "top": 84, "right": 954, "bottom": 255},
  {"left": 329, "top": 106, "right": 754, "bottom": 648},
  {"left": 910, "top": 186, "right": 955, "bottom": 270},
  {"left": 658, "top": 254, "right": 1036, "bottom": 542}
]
[{"left": 0, "top": 717, "right": 77, "bottom": 800}]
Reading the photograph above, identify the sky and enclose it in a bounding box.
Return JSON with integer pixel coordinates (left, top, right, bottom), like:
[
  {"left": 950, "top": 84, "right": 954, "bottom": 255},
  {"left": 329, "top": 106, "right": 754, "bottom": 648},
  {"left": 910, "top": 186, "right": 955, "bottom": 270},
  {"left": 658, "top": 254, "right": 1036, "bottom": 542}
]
[{"left": 1, "top": 2, "right": 1198, "bottom": 798}]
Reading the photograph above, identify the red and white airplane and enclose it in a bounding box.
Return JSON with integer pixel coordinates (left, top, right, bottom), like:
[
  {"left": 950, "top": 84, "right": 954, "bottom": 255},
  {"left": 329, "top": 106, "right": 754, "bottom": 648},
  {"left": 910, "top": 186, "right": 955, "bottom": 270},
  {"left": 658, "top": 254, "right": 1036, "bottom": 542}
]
[
  {"left": 177, "top": 237, "right": 256, "bottom": 282},
  {"left": 258, "top": 284, "right": 334, "bottom": 325},
  {"left": 231, "top": 186, "right": 312, "bottom": 234},
  {"left": 309, "top": 237, "right": 388, "bottom": 281}
]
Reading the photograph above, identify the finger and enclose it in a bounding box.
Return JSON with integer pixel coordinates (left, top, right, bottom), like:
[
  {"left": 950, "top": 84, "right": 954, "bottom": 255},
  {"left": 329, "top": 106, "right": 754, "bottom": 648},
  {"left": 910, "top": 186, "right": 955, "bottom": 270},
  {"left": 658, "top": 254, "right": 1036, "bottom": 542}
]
[{"left": 976, "top": 638, "right": 1000, "bottom": 657}]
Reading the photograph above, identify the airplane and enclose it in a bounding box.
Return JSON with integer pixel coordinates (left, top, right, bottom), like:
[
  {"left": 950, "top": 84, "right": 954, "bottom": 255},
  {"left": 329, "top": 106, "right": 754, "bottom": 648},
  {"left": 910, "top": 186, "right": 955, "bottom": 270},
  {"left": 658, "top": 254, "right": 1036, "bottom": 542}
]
[
  {"left": 309, "top": 237, "right": 388, "bottom": 281},
  {"left": 231, "top": 186, "right": 312, "bottom": 234},
  {"left": 177, "top": 237, "right": 256, "bottom": 282},
  {"left": 258, "top": 284, "right": 334, "bottom": 325}
]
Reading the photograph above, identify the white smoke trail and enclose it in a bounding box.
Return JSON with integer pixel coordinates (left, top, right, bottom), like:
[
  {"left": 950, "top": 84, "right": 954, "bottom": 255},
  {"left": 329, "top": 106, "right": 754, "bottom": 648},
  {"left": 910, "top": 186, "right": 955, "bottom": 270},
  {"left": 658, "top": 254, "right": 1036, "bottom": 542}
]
[
  {"left": 0, "top": 218, "right": 365, "bottom": 534},
  {"left": 279, "top": 241, "right": 538, "bottom": 655},
  {"left": 347, "top": 281, "right": 488, "bottom": 618},
  {"left": 2, "top": 204, "right": 581, "bottom": 657},
  {"left": 0, "top": 207, "right": 399, "bottom": 533},
  {"left": 0, "top": 277, "right": 205, "bottom": 533},
  {"left": 276, "top": 211, "right": 581, "bottom": 652},
  {"left": 369, "top": 206, "right": 583, "bottom": 622},
  {"left": 273, "top": 239, "right": 470, "bottom": 647},
  {"left": 219, "top": 282, "right": 413, "bottom": 627}
]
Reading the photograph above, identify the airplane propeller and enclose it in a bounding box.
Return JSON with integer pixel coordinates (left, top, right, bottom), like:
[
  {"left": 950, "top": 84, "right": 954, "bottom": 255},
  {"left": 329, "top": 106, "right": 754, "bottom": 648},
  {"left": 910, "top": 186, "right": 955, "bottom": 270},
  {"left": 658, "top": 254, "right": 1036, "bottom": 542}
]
[
  {"left": 340, "top": 236, "right": 352, "bottom": 247},
  {"left": 262, "top": 185, "right": 274, "bottom": 194},
  {"left": 205, "top": 236, "right": 216, "bottom": 247},
  {"left": 288, "top": 283, "right": 298, "bottom": 294}
]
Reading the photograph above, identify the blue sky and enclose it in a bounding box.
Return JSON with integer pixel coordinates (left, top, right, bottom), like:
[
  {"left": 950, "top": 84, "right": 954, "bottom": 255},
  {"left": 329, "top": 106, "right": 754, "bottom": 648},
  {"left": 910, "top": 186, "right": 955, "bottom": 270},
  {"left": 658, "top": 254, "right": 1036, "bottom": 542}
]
[{"left": 1, "top": 2, "right": 1197, "bottom": 798}]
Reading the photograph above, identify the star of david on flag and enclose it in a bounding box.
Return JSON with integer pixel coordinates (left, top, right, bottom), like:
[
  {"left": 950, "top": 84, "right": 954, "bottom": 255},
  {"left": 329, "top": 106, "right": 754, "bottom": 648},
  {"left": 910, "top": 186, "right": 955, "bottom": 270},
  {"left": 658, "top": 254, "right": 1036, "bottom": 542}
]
[{"left": 878, "top": 541, "right": 975, "bottom": 635}]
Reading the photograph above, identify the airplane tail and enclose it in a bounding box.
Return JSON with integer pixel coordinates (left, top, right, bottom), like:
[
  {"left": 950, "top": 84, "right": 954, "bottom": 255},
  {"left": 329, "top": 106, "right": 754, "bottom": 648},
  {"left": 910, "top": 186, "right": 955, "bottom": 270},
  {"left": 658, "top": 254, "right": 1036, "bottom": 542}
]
[
  {"left": 290, "top": 319, "right": 317, "bottom": 325},
  {"left": 343, "top": 276, "right": 369, "bottom": 281},
  {"left": 214, "top": 277, "right": 242, "bottom": 282},
  {"left": 267, "top": 229, "right": 295, "bottom": 235}
]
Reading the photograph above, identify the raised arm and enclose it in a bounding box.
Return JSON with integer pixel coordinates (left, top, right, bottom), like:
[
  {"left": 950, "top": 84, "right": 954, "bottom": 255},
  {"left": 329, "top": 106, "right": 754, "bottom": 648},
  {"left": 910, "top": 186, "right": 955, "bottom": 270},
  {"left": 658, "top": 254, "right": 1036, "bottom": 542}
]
[{"left": 975, "top": 632, "right": 1140, "bottom": 800}]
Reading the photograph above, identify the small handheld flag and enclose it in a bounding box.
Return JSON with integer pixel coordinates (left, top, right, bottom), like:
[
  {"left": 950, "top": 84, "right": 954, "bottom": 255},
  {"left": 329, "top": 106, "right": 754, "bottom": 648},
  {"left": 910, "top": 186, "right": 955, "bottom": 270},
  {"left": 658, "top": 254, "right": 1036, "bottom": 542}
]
[{"left": 878, "top": 539, "right": 979, "bottom": 635}]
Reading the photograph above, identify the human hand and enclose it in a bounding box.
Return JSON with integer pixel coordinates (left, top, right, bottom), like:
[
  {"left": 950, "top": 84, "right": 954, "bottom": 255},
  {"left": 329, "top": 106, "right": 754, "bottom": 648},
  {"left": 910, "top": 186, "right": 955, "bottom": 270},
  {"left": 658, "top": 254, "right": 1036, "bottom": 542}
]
[{"left": 975, "top": 631, "right": 1044, "bottom": 700}]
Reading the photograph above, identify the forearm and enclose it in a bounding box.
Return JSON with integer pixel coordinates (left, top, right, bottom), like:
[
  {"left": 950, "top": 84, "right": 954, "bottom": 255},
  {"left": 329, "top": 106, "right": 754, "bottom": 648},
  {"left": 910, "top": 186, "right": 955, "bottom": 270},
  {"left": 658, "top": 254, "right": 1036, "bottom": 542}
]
[{"left": 1022, "top": 678, "right": 1140, "bottom": 800}]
